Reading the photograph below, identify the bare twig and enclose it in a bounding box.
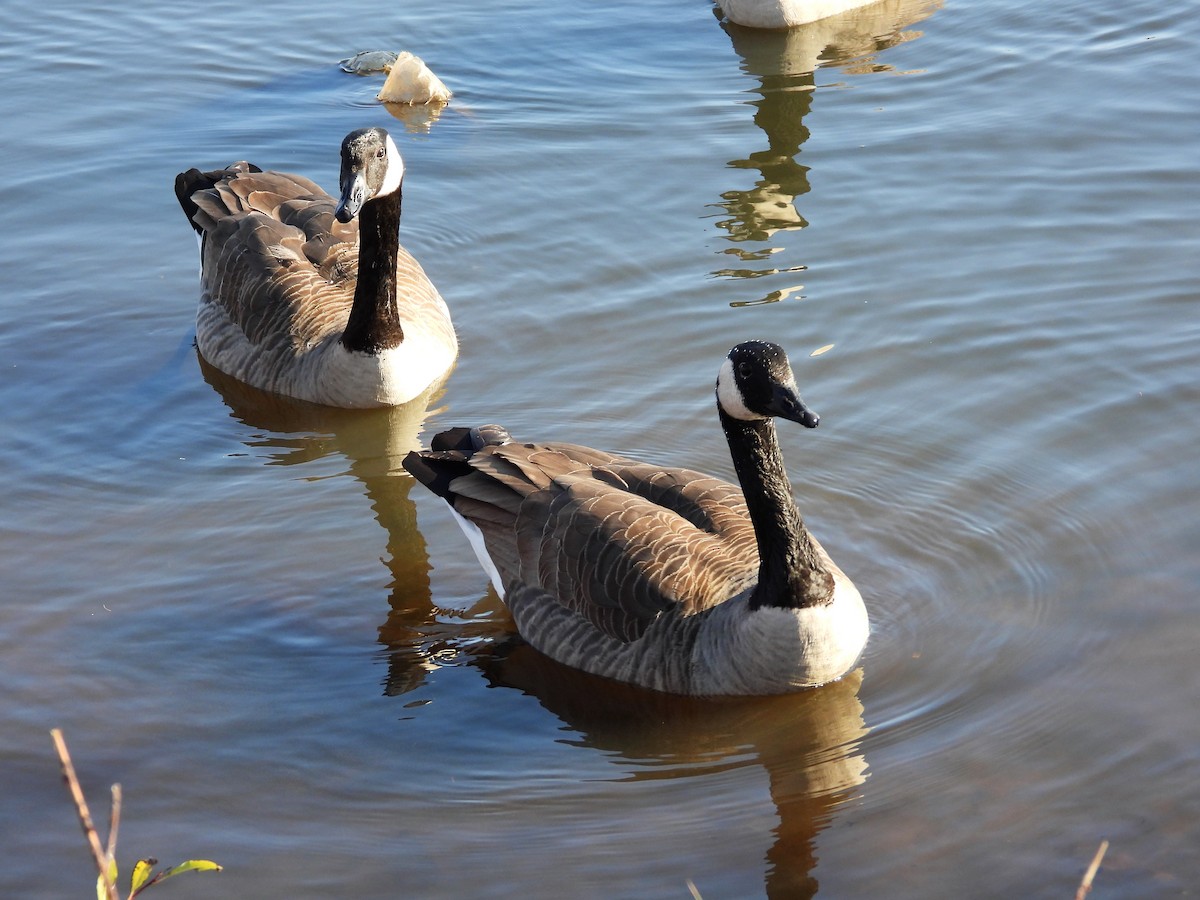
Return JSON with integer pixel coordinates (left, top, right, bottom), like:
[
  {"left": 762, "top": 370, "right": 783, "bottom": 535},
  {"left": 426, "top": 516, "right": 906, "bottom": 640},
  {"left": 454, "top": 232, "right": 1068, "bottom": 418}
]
[
  {"left": 1074, "top": 839, "right": 1110, "bottom": 900},
  {"left": 50, "top": 729, "right": 119, "bottom": 900},
  {"left": 106, "top": 784, "right": 123, "bottom": 869}
]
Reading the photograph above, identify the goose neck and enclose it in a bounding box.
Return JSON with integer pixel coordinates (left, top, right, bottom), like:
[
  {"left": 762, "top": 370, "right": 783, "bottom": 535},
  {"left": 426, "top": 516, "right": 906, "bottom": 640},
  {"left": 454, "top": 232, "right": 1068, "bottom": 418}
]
[
  {"left": 341, "top": 190, "right": 404, "bottom": 354},
  {"left": 719, "top": 409, "right": 834, "bottom": 610}
]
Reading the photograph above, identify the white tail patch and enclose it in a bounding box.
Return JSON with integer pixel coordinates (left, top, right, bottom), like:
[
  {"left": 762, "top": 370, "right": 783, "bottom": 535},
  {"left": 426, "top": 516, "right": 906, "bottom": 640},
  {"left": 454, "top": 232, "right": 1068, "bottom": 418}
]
[
  {"left": 194, "top": 230, "right": 205, "bottom": 279},
  {"left": 446, "top": 502, "right": 506, "bottom": 598}
]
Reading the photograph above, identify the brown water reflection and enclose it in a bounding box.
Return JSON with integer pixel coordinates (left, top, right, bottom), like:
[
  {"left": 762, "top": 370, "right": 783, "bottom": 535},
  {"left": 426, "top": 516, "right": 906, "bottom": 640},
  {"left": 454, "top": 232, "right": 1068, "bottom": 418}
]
[
  {"left": 474, "top": 643, "right": 869, "bottom": 899},
  {"left": 199, "top": 358, "right": 508, "bottom": 694},
  {"left": 381, "top": 99, "right": 449, "bottom": 133},
  {"left": 715, "top": 0, "right": 941, "bottom": 304}
]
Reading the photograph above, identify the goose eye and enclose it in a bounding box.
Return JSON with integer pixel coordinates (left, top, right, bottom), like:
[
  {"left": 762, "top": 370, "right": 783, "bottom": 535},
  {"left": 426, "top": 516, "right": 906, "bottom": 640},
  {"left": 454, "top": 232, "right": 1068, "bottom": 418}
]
[
  {"left": 737, "top": 362, "right": 753, "bottom": 378},
  {"left": 376, "top": 147, "right": 386, "bottom": 159}
]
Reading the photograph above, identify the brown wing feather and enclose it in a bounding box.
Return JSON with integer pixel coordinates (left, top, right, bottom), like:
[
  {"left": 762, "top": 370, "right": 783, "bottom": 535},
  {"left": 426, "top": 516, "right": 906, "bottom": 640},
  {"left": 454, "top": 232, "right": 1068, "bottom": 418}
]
[
  {"left": 202, "top": 211, "right": 354, "bottom": 350},
  {"left": 187, "top": 165, "right": 454, "bottom": 362},
  {"left": 189, "top": 168, "right": 360, "bottom": 351},
  {"left": 439, "top": 440, "right": 761, "bottom": 643}
]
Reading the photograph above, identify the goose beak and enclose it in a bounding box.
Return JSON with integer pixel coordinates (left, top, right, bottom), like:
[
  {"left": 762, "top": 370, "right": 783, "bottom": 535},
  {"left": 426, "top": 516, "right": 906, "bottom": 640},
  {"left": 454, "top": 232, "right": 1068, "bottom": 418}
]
[
  {"left": 335, "top": 173, "right": 368, "bottom": 223},
  {"left": 767, "top": 384, "right": 819, "bottom": 428}
]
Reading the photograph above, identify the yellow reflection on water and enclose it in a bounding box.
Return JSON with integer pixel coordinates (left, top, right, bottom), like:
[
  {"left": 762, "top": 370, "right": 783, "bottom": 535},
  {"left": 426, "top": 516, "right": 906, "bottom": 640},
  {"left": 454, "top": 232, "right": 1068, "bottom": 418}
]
[
  {"left": 200, "top": 356, "right": 511, "bottom": 682},
  {"left": 714, "top": 0, "right": 942, "bottom": 306},
  {"left": 479, "top": 642, "right": 870, "bottom": 899}
]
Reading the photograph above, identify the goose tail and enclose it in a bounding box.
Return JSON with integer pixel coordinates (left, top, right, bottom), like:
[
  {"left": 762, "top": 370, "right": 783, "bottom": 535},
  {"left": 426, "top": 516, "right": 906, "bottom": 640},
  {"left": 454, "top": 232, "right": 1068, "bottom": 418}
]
[
  {"left": 430, "top": 424, "right": 513, "bottom": 454},
  {"left": 403, "top": 424, "right": 512, "bottom": 500},
  {"left": 173, "top": 161, "right": 263, "bottom": 235},
  {"left": 404, "top": 424, "right": 516, "bottom": 598}
]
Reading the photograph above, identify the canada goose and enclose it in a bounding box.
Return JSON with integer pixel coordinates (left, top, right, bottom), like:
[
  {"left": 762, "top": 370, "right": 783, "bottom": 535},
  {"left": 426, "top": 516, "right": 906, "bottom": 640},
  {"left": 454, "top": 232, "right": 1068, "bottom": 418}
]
[
  {"left": 174, "top": 127, "right": 457, "bottom": 408},
  {"left": 403, "top": 341, "right": 869, "bottom": 695}
]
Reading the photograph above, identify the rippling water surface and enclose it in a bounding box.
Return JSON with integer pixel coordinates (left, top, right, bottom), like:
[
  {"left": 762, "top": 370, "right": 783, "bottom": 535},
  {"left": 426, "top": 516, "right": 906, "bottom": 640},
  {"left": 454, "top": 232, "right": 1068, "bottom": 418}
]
[{"left": 2, "top": 0, "right": 1196, "bottom": 896}]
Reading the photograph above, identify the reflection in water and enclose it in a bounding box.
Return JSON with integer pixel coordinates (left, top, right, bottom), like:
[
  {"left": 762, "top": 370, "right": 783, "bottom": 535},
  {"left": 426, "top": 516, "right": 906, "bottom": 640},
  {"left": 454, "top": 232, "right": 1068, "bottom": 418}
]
[
  {"left": 382, "top": 98, "right": 449, "bottom": 133},
  {"left": 480, "top": 642, "right": 869, "bottom": 899},
  {"left": 199, "top": 358, "right": 505, "bottom": 694},
  {"left": 715, "top": 0, "right": 941, "bottom": 305}
]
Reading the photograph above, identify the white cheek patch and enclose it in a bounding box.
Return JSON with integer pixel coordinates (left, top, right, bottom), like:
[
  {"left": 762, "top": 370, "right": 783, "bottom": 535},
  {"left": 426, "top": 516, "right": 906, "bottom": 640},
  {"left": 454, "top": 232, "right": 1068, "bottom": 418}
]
[
  {"left": 716, "top": 357, "right": 763, "bottom": 420},
  {"left": 378, "top": 133, "right": 405, "bottom": 197}
]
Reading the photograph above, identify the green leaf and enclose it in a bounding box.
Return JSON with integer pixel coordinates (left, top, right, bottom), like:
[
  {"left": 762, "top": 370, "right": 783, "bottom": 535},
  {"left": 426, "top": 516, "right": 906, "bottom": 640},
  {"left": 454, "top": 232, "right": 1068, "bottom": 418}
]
[
  {"left": 129, "top": 858, "right": 220, "bottom": 897},
  {"left": 157, "top": 859, "right": 223, "bottom": 881},
  {"left": 130, "top": 859, "right": 157, "bottom": 894},
  {"left": 95, "top": 857, "right": 118, "bottom": 900}
]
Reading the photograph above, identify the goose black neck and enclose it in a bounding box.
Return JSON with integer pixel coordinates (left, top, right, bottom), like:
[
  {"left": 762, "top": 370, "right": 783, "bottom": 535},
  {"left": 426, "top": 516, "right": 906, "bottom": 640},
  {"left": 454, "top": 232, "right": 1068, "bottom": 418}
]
[
  {"left": 341, "top": 190, "right": 405, "bottom": 354},
  {"left": 719, "top": 408, "right": 834, "bottom": 610}
]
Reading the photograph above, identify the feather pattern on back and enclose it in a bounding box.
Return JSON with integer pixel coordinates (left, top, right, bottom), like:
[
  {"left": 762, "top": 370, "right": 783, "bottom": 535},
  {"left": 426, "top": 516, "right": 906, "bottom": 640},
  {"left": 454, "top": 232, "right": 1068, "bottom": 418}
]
[{"left": 455, "top": 441, "right": 762, "bottom": 637}]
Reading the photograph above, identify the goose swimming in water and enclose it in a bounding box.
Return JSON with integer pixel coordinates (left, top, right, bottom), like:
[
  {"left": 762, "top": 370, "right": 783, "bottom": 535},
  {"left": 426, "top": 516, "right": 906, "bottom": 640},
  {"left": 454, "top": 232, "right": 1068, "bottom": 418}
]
[
  {"left": 174, "top": 127, "right": 457, "bottom": 408},
  {"left": 403, "top": 341, "right": 869, "bottom": 696}
]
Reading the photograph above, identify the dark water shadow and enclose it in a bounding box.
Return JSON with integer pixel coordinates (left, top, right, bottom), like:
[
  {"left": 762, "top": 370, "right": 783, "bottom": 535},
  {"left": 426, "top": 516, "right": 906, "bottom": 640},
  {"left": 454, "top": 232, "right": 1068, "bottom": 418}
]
[
  {"left": 474, "top": 640, "right": 870, "bottom": 899},
  {"left": 714, "top": 0, "right": 941, "bottom": 305}
]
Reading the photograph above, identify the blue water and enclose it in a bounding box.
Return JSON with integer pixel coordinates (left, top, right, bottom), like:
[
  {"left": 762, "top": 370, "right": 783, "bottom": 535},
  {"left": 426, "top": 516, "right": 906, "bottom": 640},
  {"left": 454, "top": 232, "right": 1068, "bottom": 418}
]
[{"left": 1, "top": 0, "right": 1197, "bottom": 896}]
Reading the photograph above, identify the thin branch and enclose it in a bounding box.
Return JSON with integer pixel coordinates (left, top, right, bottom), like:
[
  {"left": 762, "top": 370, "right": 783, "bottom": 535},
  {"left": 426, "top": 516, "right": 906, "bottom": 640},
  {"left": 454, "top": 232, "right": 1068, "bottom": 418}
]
[
  {"left": 106, "top": 784, "right": 123, "bottom": 868},
  {"left": 1074, "top": 839, "right": 1110, "bottom": 900},
  {"left": 50, "top": 729, "right": 119, "bottom": 900}
]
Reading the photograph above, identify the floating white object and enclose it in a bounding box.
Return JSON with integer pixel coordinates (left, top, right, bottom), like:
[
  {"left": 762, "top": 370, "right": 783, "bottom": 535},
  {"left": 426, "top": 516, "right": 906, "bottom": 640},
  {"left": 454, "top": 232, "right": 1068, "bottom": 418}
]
[{"left": 376, "top": 52, "right": 452, "bottom": 105}]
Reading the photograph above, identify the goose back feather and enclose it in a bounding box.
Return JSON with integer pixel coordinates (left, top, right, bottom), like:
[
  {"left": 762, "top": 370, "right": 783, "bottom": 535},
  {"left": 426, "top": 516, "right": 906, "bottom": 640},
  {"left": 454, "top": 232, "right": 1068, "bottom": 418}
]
[
  {"left": 404, "top": 343, "right": 869, "bottom": 695},
  {"left": 175, "top": 127, "right": 456, "bottom": 408}
]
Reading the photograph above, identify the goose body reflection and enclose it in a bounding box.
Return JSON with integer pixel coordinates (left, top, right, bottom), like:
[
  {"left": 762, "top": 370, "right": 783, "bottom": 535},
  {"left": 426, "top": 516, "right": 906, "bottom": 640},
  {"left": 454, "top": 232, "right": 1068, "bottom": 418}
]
[
  {"left": 479, "top": 640, "right": 869, "bottom": 899},
  {"left": 404, "top": 342, "right": 868, "bottom": 696},
  {"left": 199, "top": 359, "right": 506, "bottom": 694}
]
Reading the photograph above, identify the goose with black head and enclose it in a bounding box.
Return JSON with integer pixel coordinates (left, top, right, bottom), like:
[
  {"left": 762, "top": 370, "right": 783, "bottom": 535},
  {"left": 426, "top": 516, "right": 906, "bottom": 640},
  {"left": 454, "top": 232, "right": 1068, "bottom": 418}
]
[
  {"left": 403, "top": 341, "right": 869, "bottom": 696},
  {"left": 174, "top": 127, "right": 456, "bottom": 408}
]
